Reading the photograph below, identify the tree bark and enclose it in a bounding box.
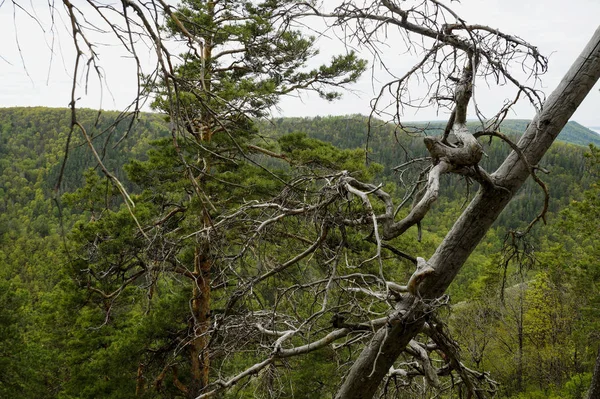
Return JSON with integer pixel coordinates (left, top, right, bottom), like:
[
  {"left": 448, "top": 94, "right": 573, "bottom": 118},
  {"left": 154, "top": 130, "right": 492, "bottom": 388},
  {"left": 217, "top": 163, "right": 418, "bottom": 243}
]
[
  {"left": 335, "top": 25, "right": 600, "bottom": 399},
  {"left": 189, "top": 2, "right": 214, "bottom": 395},
  {"left": 189, "top": 245, "right": 211, "bottom": 397}
]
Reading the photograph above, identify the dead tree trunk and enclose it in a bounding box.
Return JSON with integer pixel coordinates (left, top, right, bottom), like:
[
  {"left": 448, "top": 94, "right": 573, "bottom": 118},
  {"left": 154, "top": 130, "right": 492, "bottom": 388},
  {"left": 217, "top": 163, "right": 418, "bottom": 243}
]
[{"left": 335, "top": 25, "right": 600, "bottom": 399}]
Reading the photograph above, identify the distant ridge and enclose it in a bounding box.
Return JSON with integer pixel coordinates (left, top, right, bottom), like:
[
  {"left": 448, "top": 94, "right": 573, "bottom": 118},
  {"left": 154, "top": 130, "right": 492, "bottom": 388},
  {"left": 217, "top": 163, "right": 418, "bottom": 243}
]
[
  {"left": 1, "top": 106, "right": 598, "bottom": 148},
  {"left": 265, "top": 114, "right": 600, "bottom": 149},
  {"left": 398, "top": 119, "right": 600, "bottom": 147},
  {"left": 499, "top": 119, "right": 600, "bottom": 147},
  {"left": 588, "top": 126, "right": 600, "bottom": 135}
]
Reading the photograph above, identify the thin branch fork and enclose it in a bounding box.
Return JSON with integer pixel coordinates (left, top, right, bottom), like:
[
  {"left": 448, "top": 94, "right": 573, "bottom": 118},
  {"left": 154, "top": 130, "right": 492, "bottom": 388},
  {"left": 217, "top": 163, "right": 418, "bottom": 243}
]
[
  {"left": 474, "top": 129, "right": 550, "bottom": 233},
  {"left": 422, "top": 319, "right": 500, "bottom": 397},
  {"left": 317, "top": 1, "right": 547, "bottom": 100},
  {"left": 343, "top": 160, "right": 453, "bottom": 241},
  {"left": 196, "top": 327, "right": 355, "bottom": 399},
  {"left": 341, "top": 63, "right": 485, "bottom": 241}
]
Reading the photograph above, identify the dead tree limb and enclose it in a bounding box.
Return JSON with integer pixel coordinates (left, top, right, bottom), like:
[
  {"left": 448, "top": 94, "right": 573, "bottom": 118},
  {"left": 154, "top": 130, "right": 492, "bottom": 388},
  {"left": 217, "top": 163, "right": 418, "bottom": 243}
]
[{"left": 334, "top": 25, "right": 600, "bottom": 399}]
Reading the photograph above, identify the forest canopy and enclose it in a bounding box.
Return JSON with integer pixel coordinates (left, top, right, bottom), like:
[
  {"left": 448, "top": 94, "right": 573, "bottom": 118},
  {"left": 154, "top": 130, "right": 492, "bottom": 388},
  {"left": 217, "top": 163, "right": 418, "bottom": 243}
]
[
  {"left": 1, "top": 1, "right": 600, "bottom": 399},
  {"left": 1, "top": 107, "right": 600, "bottom": 398}
]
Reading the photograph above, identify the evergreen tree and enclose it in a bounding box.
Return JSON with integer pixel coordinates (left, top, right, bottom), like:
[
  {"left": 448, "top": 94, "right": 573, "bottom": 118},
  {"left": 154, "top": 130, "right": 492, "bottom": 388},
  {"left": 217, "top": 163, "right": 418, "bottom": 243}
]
[{"left": 67, "top": 2, "right": 367, "bottom": 397}]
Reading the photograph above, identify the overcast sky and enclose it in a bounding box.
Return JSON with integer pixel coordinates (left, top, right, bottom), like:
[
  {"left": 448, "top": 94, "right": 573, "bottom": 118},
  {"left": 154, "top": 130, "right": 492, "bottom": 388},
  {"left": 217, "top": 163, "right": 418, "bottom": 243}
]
[{"left": 0, "top": 1, "right": 599, "bottom": 127}]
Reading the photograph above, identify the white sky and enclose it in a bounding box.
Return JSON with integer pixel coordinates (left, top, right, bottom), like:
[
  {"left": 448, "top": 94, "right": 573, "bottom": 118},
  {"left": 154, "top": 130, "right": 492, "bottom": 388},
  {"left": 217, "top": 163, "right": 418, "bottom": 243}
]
[{"left": 0, "top": 0, "right": 599, "bottom": 126}]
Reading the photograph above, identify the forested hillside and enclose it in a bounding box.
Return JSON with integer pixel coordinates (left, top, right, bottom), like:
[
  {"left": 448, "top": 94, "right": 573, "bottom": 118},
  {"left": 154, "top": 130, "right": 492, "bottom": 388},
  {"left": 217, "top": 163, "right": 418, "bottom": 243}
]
[
  {"left": 1, "top": 107, "right": 600, "bottom": 398},
  {"left": 258, "top": 116, "right": 596, "bottom": 229},
  {"left": 1, "top": 107, "right": 595, "bottom": 241}
]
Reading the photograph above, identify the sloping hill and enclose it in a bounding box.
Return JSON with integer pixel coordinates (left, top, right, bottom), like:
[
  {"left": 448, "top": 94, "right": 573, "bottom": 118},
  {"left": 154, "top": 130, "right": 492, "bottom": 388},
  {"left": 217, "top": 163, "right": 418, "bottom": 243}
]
[
  {"left": 0, "top": 107, "right": 595, "bottom": 236},
  {"left": 0, "top": 107, "right": 596, "bottom": 398},
  {"left": 500, "top": 119, "right": 600, "bottom": 147}
]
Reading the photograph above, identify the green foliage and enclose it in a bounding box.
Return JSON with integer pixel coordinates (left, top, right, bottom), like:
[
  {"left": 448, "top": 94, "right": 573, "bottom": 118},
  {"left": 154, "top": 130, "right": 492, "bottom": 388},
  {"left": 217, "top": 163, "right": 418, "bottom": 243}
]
[
  {"left": 0, "top": 279, "right": 27, "bottom": 396},
  {"left": 562, "top": 373, "right": 592, "bottom": 399},
  {"left": 258, "top": 116, "right": 596, "bottom": 234},
  {"left": 2, "top": 105, "right": 600, "bottom": 398},
  {"left": 152, "top": 0, "right": 366, "bottom": 122},
  {"left": 49, "top": 3, "right": 368, "bottom": 392},
  {"left": 278, "top": 132, "right": 382, "bottom": 179},
  {"left": 507, "top": 391, "right": 564, "bottom": 399}
]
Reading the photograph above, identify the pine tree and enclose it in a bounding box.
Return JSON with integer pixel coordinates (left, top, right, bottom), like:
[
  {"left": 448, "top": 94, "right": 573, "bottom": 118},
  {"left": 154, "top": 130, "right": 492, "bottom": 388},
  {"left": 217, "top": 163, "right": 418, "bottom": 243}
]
[{"left": 69, "top": 1, "right": 366, "bottom": 396}]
